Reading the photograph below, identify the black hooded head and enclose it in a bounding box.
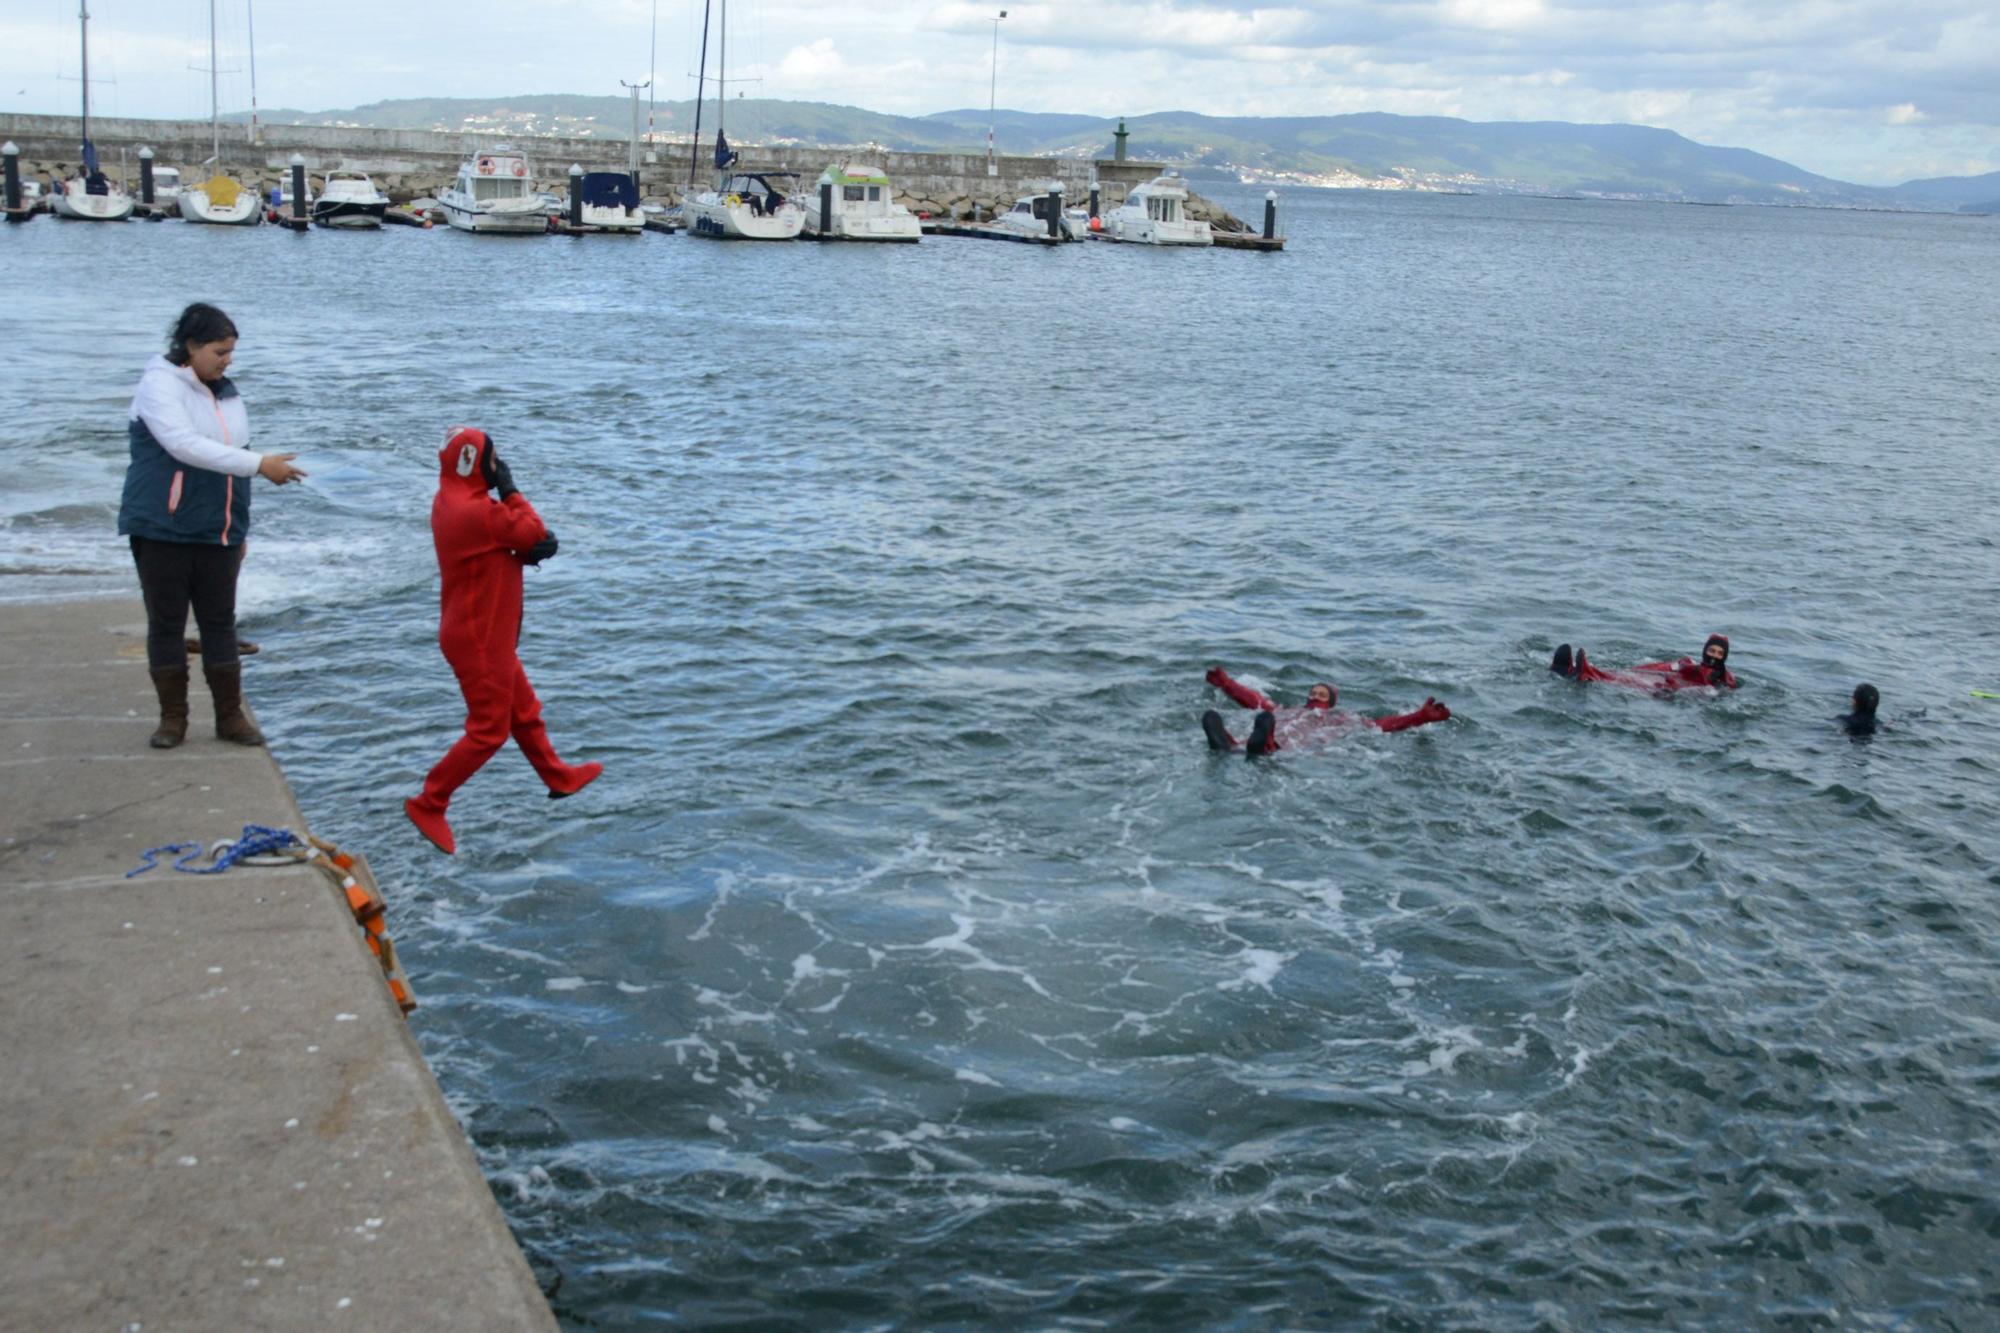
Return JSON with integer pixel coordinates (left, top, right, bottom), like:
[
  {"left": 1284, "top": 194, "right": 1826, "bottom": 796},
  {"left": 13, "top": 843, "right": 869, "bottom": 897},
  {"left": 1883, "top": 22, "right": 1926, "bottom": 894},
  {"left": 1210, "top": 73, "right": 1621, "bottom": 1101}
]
[{"left": 1852, "top": 683, "right": 1879, "bottom": 717}]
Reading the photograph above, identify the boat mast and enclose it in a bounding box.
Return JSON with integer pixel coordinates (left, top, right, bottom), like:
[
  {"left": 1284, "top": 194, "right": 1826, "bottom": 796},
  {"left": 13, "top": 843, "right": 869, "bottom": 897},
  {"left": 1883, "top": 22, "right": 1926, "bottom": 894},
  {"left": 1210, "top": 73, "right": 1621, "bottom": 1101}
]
[
  {"left": 687, "top": 0, "right": 711, "bottom": 186},
  {"left": 209, "top": 0, "right": 220, "bottom": 164},
  {"left": 247, "top": 0, "right": 259, "bottom": 144},
  {"left": 716, "top": 0, "right": 726, "bottom": 176},
  {"left": 78, "top": 0, "right": 90, "bottom": 147}
]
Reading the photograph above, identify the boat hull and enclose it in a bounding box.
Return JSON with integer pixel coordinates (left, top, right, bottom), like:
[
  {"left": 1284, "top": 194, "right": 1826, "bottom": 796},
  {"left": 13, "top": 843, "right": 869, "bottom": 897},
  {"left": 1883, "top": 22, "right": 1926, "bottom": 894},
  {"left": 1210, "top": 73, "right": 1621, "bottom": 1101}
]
[
  {"left": 52, "top": 189, "right": 135, "bottom": 221},
  {"left": 1104, "top": 213, "right": 1212, "bottom": 246},
  {"left": 181, "top": 190, "right": 263, "bottom": 225},
  {"left": 440, "top": 196, "right": 547, "bottom": 234},
  {"left": 578, "top": 204, "right": 645, "bottom": 233},
  {"left": 313, "top": 199, "right": 387, "bottom": 229},
  {"left": 804, "top": 205, "right": 921, "bottom": 242},
  {"left": 685, "top": 195, "right": 802, "bottom": 240}
]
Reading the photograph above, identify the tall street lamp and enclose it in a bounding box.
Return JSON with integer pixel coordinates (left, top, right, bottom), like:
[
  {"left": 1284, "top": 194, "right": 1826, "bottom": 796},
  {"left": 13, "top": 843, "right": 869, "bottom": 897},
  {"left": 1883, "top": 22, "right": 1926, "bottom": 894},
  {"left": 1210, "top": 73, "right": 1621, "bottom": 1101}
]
[{"left": 986, "top": 10, "right": 1006, "bottom": 177}]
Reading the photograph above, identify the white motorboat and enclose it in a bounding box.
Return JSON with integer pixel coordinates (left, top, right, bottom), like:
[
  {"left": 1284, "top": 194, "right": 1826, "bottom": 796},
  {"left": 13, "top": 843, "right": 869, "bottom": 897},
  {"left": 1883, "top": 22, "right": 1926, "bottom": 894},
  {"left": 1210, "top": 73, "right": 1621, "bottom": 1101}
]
[
  {"left": 51, "top": 2, "right": 133, "bottom": 221},
  {"left": 181, "top": 173, "right": 262, "bottom": 225},
  {"left": 1103, "top": 171, "right": 1211, "bottom": 246},
  {"left": 312, "top": 170, "right": 388, "bottom": 228},
  {"left": 147, "top": 165, "right": 183, "bottom": 215},
  {"left": 991, "top": 185, "right": 1084, "bottom": 242},
  {"left": 685, "top": 169, "right": 803, "bottom": 240},
  {"left": 803, "top": 164, "right": 920, "bottom": 242},
  {"left": 573, "top": 172, "right": 644, "bottom": 232},
  {"left": 438, "top": 146, "right": 547, "bottom": 234}
]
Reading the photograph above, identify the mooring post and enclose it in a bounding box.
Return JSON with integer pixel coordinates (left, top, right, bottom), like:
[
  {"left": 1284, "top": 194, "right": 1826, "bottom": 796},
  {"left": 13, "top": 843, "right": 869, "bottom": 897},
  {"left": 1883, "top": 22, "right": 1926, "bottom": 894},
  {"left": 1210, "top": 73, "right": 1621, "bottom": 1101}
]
[
  {"left": 1088, "top": 177, "right": 1100, "bottom": 221},
  {"left": 1263, "top": 190, "right": 1277, "bottom": 241},
  {"left": 819, "top": 178, "right": 833, "bottom": 240},
  {"left": 2, "top": 141, "right": 20, "bottom": 215},
  {"left": 290, "top": 154, "right": 307, "bottom": 223},
  {"left": 137, "top": 146, "right": 154, "bottom": 207},
  {"left": 1047, "top": 182, "right": 1063, "bottom": 238},
  {"left": 569, "top": 164, "right": 584, "bottom": 228}
]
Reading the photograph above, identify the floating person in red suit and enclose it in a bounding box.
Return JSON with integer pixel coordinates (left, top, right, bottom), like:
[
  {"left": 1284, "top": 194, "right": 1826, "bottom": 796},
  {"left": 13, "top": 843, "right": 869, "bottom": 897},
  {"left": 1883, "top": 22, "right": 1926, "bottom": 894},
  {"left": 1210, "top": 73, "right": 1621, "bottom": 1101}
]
[
  {"left": 1547, "top": 634, "right": 1737, "bottom": 692},
  {"left": 404, "top": 427, "right": 602, "bottom": 855},
  {"left": 1201, "top": 666, "right": 1451, "bottom": 756}
]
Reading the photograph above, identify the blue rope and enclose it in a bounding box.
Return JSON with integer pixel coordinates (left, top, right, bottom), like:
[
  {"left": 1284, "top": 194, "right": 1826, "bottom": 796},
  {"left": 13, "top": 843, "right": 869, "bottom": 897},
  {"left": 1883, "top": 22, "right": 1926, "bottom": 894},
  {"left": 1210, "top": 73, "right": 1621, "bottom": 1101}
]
[{"left": 126, "top": 824, "right": 301, "bottom": 878}]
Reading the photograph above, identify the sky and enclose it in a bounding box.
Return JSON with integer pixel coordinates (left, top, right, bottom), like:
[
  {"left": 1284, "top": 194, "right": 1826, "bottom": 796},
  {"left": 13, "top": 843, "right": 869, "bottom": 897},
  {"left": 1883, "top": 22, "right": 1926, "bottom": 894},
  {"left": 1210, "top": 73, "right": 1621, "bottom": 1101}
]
[{"left": 5, "top": 1, "right": 1996, "bottom": 186}]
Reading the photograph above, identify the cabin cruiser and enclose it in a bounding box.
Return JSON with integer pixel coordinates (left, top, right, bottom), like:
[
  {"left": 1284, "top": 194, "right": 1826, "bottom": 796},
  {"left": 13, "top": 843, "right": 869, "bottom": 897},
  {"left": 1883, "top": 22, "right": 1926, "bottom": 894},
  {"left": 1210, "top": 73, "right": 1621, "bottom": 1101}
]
[
  {"left": 1102, "top": 171, "right": 1211, "bottom": 246},
  {"left": 685, "top": 169, "right": 802, "bottom": 240},
  {"left": 992, "top": 185, "right": 1084, "bottom": 242},
  {"left": 181, "top": 174, "right": 262, "bottom": 225},
  {"left": 313, "top": 170, "right": 390, "bottom": 228},
  {"left": 147, "top": 165, "right": 183, "bottom": 215},
  {"left": 802, "top": 164, "right": 920, "bottom": 241},
  {"left": 574, "top": 172, "right": 644, "bottom": 232},
  {"left": 438, "top": 146, "right": 547, "bottom": 234}
]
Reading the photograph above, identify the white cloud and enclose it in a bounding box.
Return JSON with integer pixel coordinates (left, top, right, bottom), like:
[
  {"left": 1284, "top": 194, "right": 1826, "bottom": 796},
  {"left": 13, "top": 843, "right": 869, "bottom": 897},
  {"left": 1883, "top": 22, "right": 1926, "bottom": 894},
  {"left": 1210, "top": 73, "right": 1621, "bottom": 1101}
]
[
  {"left": 1885, "top": 102, "right": 1927, "bottom": 125},
  {"left": 777, "top": 38, "right": 846, "bottom": 87}
]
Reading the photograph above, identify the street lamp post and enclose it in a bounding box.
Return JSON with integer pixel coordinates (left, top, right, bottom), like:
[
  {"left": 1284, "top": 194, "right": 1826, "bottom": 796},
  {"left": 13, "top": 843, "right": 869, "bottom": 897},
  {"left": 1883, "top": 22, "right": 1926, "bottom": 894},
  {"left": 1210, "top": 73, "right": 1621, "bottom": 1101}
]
[{"left": 986, "top": 10, "right": 1006, "bottom": 177}]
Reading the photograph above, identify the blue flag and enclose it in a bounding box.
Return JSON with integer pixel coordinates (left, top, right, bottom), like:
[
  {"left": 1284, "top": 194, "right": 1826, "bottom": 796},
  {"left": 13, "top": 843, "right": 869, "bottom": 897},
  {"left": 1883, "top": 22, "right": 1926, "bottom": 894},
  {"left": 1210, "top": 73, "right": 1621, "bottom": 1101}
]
[
  {"left": 713, "top": 131, "right": 737, "bottom": 170},
  {"left": 82, "top": 138, "right": 100, "bottom": 174}
]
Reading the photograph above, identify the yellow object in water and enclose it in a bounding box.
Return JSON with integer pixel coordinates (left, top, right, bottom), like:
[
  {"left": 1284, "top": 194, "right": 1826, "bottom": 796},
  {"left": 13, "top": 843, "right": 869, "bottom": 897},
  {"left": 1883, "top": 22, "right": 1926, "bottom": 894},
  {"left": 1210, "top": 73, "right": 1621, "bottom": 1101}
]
[{"left": 200, "top": 175, "right": 242, "bottom": 207}]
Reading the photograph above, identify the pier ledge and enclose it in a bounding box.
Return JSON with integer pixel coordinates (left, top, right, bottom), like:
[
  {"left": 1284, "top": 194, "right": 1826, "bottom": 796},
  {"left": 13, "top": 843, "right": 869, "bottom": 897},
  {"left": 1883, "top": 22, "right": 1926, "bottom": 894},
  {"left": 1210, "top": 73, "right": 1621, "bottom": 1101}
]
[{"left": 0, "top": 599, "right": 554, "bottom": 1330}]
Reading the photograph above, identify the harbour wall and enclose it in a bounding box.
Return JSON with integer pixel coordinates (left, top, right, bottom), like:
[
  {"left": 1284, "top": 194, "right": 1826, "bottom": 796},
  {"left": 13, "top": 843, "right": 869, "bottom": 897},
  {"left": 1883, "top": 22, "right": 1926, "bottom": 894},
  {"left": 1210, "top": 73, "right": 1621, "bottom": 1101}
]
[{"left": 0, "top": 113, "right": 1234, "bottom": 224}]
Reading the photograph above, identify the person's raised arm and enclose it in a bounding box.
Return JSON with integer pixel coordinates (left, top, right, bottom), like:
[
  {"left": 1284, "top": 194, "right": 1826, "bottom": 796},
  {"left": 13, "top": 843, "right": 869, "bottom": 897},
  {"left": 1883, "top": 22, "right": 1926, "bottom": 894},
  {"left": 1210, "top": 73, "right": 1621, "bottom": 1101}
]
[
  {"left": 1206, "top": 665, "right": 1276, "bottom": 711},
  {"left": 479, "top": 447, "right": 548, "bottom": 550},
  {"left": 1371, "top": 697, "right": 1451, "bottom": 732}
]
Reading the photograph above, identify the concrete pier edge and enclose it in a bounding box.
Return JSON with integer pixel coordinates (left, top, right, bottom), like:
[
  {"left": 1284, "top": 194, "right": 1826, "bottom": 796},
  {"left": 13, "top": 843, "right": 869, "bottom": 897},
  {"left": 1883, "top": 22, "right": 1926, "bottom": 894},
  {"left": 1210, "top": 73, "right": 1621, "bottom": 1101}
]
[{"left": 0, "top": 599, "right": 555, "bottom": 1331}]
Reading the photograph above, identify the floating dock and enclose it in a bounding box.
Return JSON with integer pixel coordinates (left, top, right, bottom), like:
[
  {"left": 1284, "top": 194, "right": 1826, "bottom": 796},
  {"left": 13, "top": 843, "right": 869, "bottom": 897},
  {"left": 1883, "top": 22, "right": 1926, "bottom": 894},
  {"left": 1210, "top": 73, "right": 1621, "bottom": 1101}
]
[
  {"left": 0, "top": 599, "right": 555, "bottom": 1331},
  {"left": 920, "top": 219, "right": 1068, "bottom": 245}
]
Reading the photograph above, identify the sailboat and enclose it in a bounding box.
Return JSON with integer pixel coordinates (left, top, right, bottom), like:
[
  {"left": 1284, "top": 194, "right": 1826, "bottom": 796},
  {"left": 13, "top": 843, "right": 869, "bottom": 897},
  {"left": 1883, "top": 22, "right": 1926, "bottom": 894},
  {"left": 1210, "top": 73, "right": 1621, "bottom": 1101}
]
[
  {"left": 179, "top": 0, "right": 261, "bottom": 225},
  {"left": 681, "top": 0, "right": 801, "bottom": 240},
  {"left": 50, "top": 1, "right": 135, "bottom": 221}
]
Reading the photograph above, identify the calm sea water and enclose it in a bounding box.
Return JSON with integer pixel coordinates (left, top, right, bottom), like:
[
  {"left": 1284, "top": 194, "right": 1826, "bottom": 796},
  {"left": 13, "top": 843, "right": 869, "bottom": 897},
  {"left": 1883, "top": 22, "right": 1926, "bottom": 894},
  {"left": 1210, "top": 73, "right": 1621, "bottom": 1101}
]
[{"left": 6, "top": 188, "right": 1999, "bottom": 1328}]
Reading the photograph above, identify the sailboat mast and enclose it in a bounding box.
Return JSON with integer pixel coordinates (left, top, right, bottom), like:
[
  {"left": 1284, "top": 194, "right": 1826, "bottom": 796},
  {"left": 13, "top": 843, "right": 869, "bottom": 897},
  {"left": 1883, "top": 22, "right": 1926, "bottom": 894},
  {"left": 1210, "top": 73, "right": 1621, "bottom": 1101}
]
[
  {"left": 717, "top": 0, "right": 726, "bottom": 150},
  {"left": 687, "top": 0, "right": 711, "bottom": 186},
  {"left": 247, "top": 0, "right": 259, "bottom": 144},
  {"left": 79, "top": 1, "right": 90, "bottom": 143},
  {"left": 209, "top": 0, "right": 220, "bottom": 163}
]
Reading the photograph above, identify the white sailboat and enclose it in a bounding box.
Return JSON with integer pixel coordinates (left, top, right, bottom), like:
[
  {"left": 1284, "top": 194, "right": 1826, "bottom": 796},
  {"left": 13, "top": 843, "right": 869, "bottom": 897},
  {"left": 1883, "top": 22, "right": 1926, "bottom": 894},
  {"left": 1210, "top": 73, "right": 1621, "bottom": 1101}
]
[
  {"left": 179, "top": 0, "right": 260, "bottom": 225},
  {"left": 50, "top": 1, "right": 134, "bottom": 222},
  {"left": 682, "top": 0, "right": 802, "bottom": 241}
]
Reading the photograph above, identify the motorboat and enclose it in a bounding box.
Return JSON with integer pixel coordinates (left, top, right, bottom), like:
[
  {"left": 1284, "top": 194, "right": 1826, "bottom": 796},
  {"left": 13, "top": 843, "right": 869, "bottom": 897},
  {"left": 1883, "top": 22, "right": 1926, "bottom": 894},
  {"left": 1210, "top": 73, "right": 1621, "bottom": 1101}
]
[
  {"left": 313, "top": 170, "right": 389, "bottom": 228},
  {"left": 181, "top": 173, "right": 262, "bottom": 225},
  {"left": 573, "top": 172, "right": 644, "bottom": 232},
  {"left": 438, "top": 146, "right": 547, "bottom": 234},
  {"left": 991, "top": 185, "right": 1084, "bottom": 242},
  {"left": 1102, "top": 171, "right": 1211, "bottom": 246},
  {"left": 685, "top": 169, "right": 803, "bottom": 240},
  {"left": 802, "top": 164, "right": 919, "bottom": 242},
  {"left": 148, "top": 165, "right": 182, "bottom": 215}
]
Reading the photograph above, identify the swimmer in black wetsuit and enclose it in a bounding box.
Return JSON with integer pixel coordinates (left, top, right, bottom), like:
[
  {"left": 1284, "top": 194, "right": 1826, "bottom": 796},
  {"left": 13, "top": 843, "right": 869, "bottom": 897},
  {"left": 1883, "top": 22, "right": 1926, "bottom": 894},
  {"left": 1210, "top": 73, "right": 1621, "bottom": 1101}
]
[{"left": 1840, "top": 683, "right": 1880, "bottom": 737}]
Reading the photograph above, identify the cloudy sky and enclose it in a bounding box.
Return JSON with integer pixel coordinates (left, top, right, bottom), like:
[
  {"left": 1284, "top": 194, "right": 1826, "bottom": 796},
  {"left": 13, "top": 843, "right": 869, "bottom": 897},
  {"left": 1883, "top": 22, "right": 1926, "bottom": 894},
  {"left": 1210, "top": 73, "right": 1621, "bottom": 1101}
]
[{"left": 5, "top": 1, "right": 1995, "bottom": 185}]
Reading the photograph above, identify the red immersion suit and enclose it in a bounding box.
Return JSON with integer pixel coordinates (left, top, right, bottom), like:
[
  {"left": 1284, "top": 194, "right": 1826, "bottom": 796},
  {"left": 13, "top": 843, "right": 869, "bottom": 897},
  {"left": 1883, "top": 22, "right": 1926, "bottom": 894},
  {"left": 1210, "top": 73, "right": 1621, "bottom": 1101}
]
[
  {"left": 405, "top": 428, "right": 600, "bottom": 855},
  {"left": 1567, "top": 637, "right": 1738, "bottom": 693},
  {"left": 1205, "top": 666, "right": 1450, "bottom": 752}
]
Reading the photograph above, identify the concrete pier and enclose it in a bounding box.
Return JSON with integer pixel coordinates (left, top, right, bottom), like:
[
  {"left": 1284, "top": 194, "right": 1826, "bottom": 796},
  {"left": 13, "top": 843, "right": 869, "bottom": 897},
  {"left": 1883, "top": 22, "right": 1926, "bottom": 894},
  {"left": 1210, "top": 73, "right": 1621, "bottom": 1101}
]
[{"left": 0, "top": 600, "right": 554, "bottom": 1331}]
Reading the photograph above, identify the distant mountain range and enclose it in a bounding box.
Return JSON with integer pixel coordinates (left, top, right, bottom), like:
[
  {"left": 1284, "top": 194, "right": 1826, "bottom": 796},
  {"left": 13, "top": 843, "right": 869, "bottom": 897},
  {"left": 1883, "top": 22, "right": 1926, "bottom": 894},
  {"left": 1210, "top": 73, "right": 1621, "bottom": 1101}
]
[{"left": 237, "top": 96, "right": 1998, "bottom": 211}]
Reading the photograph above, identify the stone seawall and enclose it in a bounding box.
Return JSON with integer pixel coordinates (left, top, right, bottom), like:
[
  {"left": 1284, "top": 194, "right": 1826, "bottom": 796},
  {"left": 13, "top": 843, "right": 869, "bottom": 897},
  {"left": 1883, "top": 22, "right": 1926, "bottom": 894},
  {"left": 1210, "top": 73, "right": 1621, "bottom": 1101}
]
[{"left": 0, "top": 113, "right": 1237, "bottom": 224}]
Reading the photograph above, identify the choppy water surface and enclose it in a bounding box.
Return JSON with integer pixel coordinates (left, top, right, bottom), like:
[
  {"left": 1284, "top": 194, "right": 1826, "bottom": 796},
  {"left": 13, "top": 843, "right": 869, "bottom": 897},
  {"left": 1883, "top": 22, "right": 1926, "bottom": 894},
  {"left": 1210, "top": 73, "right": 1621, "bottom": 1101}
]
[{"left": 6, "top": 189, "right": 2000, "bottom": 1327}]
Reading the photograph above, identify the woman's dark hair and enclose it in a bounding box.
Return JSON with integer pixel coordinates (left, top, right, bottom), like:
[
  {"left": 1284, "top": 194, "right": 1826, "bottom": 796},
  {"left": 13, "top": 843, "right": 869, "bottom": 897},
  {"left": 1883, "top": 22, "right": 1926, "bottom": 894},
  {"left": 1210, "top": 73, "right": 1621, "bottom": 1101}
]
[{"left": 165, "top": 303, "right": 238, "bottom": 365}]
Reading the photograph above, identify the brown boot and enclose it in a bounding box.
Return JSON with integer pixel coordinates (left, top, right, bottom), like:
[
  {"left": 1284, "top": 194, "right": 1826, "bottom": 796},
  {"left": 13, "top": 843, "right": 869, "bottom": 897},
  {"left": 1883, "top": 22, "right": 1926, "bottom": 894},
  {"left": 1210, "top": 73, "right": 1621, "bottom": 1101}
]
[
  {"left": 202, "top": 662, "right": 265, "bottom": 746},
  {"left": 148, "top": 666, "right": 189, "bottom": 749}
]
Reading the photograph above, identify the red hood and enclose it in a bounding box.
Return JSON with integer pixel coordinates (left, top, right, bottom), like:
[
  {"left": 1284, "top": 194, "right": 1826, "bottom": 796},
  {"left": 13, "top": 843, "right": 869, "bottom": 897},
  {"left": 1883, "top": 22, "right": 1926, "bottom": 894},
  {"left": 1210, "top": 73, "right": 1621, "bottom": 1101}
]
[{"left": 439, "top": 426, "right": 493, "bottom": 496}]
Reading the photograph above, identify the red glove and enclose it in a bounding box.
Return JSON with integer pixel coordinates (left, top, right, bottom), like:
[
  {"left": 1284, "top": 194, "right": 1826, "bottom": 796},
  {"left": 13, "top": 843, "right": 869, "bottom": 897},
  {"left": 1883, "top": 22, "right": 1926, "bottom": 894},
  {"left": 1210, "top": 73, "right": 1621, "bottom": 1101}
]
[{"left": 1374, "top": 697, "right": 1450, "bottom": 732}]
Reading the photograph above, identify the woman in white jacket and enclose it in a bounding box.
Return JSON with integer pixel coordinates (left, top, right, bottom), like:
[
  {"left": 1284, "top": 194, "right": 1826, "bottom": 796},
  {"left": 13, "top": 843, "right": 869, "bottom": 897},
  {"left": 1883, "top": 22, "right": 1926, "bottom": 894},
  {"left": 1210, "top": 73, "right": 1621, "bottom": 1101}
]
[{"left": 116, "top": 303, "right": 306, "bottom": 748}]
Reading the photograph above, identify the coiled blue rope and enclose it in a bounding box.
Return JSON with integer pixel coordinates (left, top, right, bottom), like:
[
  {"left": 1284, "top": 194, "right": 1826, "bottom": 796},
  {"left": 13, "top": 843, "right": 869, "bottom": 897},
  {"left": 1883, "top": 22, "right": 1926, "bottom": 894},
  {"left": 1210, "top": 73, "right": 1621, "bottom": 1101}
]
[{"left": 125, "top": 824, "right": 301, "bottom": 878}]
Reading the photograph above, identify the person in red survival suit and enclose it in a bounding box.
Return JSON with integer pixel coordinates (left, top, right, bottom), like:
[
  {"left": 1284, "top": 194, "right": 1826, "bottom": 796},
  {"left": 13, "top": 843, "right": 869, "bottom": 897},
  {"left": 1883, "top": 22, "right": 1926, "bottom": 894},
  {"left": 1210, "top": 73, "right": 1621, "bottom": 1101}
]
[
  {"left": 1201, "top": 666, "right": 1451, "bottom": 757},
  {"left": 1548, "top": 634, "right": 1738, "bottom": 692},
  {"left": 404, "top": 427, "right": 602, "bottom": 855}
]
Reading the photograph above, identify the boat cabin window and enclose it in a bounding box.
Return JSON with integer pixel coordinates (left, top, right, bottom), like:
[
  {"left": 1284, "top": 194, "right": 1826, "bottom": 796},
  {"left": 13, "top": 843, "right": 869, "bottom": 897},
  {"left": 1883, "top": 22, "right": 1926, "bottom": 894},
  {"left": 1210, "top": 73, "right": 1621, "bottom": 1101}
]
[
  {"left": 1030, "top": 196, "right": 1052, "bottom": 221},
  {"left": 472, "top": 177, "right": 518, "bottom": 201},
  {"left": 844, "top": 185, "right": 866, "bottom": 202},
  {"left": 867, "top": 186, "right": 881, "bottom": 201},
  {"left": 1012, "top": 201, "right": 1031, "bottom": 214}
]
